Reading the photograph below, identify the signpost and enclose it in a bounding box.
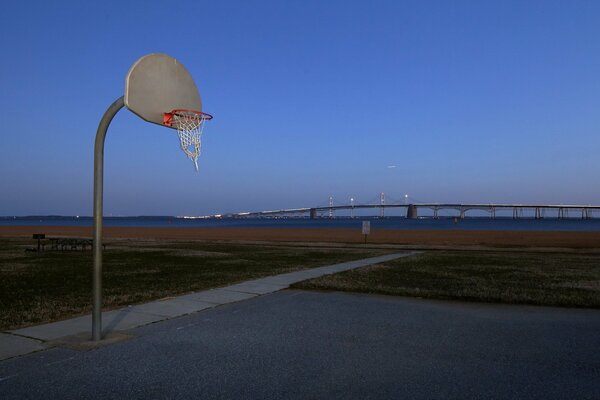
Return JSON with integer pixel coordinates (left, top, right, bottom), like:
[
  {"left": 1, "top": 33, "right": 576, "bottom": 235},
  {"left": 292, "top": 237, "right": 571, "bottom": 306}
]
[
  {"left": 362, "top": 221, "right": 371, "bottom": 244},
  {"left": 32, "top": 233, "right": 45, "bottom": 252}
]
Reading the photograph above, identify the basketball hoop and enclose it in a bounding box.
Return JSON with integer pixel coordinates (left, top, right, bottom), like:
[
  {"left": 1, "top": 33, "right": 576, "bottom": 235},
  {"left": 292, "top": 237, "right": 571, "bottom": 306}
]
[
  {"left": 92, "top": 54, "right": 213, "bottom": 341},
  {"left": 163, "top": 109, "right": 213, "bottom": 171}
]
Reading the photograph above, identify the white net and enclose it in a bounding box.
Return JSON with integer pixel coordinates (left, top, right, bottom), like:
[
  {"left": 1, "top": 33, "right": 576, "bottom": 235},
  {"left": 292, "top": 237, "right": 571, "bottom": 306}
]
[{"left": 171, "top": 111, "right": 209, "bottom": 171}]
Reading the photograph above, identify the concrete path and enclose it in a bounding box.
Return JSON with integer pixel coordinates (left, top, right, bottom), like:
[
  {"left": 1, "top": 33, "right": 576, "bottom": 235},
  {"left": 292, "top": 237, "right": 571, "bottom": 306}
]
[
  {"left": 1, "top": 252, "right": 415, "bottom": 360},
  {"left": 1, "top": 290, "right": 599, "bottom": 399}
]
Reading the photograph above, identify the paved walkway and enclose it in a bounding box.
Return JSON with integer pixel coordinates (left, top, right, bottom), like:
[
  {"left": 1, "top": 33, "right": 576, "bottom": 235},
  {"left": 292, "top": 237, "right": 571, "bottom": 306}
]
[{"left": 0, "top": 252, "right": 415, "bottom": 361}]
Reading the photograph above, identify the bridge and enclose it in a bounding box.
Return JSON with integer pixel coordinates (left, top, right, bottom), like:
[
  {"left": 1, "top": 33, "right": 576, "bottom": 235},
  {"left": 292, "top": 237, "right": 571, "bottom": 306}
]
[{"left": 192, "top": 198, "right": 600, "bottom": 220}]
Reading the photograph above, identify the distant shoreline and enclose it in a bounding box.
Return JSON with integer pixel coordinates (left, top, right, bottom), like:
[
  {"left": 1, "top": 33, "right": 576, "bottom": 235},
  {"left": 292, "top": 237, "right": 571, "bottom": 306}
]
[{"left": 1, "top": 226, "right": 600, "bottom": 249}]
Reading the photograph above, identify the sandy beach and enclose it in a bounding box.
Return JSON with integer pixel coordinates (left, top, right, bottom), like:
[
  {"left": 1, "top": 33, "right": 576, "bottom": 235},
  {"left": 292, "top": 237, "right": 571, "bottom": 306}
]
[{"left": 1, "top": 226, "right": 599, "bottom": 248}]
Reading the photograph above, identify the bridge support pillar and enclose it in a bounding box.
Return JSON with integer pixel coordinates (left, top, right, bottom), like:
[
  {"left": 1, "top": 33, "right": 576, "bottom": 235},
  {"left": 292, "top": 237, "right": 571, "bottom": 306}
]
[
  {"left": 406, "top": 204, "right": 418, "bottom": 219},
  {"left": 309, "top": 208, "right": 317, "bottom": 219}
]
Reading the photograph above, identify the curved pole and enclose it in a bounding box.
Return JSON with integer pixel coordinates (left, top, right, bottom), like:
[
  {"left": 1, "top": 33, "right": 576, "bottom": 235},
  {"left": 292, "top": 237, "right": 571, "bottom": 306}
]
[{"left": 93, "top": 96, "right": 125, "bottom": 341}]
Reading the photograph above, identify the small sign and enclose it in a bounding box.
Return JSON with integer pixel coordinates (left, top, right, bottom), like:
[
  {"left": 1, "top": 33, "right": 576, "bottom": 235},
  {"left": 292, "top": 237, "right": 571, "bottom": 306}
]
[
  {"left": 32, "top": 233, "right": 45, "bottom": 253},
  {"left": 362, "top": 221, "right": 371, "bottom": 244},
  {"left": 362, "top": 221, "right": 370, "bottom": 235}
]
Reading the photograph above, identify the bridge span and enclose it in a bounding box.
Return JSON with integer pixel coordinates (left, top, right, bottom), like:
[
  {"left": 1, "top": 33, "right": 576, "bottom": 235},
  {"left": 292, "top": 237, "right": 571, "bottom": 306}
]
[{"left": 198, "top": 203, "right": 600, "bottom": 220}]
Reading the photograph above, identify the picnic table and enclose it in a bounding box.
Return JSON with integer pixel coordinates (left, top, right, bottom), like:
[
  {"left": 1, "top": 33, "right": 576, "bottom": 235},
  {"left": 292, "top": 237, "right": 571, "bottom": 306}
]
[
  {"left": 28, "top": 234, "right": 106, "bottom": 252},
  {"left": 48, "top": 238, "right": 94, "bottom": 251}
]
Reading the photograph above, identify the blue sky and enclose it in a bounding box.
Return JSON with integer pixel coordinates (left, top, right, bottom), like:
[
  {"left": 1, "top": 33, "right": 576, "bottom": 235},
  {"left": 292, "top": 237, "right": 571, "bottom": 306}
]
[{"left": 1, "top": 0, "right": 600, "bottom": 216}]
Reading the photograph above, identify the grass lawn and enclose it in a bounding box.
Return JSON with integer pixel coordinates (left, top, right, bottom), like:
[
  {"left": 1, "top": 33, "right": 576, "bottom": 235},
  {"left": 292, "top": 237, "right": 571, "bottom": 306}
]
[
  {"left": 293, "top": 251, "right": 600, "bottom": 309},
  {"left": 0, "top": 238, "right": 389, "bottom": 330}
]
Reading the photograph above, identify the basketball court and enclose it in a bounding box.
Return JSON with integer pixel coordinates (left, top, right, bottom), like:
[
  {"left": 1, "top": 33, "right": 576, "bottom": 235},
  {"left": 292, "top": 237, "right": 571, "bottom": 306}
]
[{"left": 1, "top": 290, "right": 599, "bottom": 399}]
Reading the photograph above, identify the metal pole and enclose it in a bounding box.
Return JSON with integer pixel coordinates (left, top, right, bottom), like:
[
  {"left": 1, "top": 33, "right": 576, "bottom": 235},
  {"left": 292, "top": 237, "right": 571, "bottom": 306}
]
[{"left": 93, "top": 96, "right": 124, "bottom": 341}]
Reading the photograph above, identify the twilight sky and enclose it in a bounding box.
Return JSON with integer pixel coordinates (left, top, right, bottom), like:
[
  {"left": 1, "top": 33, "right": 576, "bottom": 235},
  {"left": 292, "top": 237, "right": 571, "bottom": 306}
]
[{"left": 1, "top": 0, "right": 600, "bottom": 216}]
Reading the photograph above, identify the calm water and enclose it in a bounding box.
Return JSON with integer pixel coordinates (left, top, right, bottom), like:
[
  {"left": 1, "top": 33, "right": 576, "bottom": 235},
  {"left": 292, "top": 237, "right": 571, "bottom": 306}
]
[{"left": 2, "top": 216, "right": 600, "bottom": 232}]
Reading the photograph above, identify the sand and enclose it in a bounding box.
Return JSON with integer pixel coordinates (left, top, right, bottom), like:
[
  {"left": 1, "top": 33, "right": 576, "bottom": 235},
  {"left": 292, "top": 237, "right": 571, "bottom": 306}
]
[{"left": 1, "top": 225, "right": 600, "bottom": 249}]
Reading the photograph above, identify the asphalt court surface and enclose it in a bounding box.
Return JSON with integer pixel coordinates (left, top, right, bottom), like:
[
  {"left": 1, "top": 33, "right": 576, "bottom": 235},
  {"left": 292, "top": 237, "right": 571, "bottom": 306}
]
[{"left": 1, "top": 290, "right": 599, "bottom": 399}]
